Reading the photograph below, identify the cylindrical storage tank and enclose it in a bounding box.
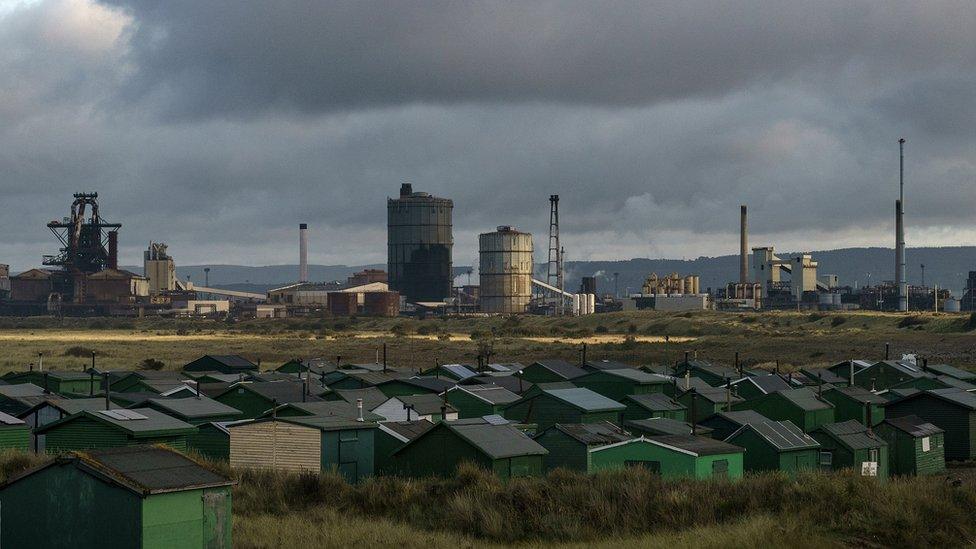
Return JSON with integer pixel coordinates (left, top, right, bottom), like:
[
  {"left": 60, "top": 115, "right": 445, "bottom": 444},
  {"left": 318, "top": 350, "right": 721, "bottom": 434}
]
[
  {"left": 478, "top": 226, "right": 533, "bottom": 314},
  {"left": 819, "top": 293, "right": 834, "bottom": 309},
  {"left": 387, "top": 184, "right": 453, "bottom": 303},
  {"left": 832, "top": 293, "right": 842, "bottom": 306},
  {"left": 587, "top": 293, "right": 596, "bottom": 314},
  {"left": 693, "top": 276, "right": 700, "bottom": 294},
  {"left": 944, "top": 298, "right": 961, "bottom": 312},
  {"left": 364, "top": 291, "right": 400, "bottom": 317},
  {"left": 328, "top": 292, "right": 358, "bottom": 316},
  {"left": 572, "top": 294, "right": 581, "bottom": 316}
]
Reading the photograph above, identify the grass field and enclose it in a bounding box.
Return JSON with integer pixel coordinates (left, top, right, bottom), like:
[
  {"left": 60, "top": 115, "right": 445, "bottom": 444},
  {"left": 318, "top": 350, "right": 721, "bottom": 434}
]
[{"left": 1, "top": 310, "right": 975, "bottom": 373}]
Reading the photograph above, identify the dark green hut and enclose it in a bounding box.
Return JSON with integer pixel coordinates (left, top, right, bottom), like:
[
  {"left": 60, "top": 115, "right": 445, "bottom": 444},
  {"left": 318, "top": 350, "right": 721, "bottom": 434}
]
[
  {"left": 0, "top": 445, "right": 233, "bottom": 548},
  {"left": 884, "top": 388, "right": 976, "bottom": 461},
  {"left": 624, "top": 418, "right": 713, "bottom": 437},
  {"left": 725, "top": 420, "right": 820, "bottom": 474},
  {"left": 533, "top": 422, "right": 631, "bottom": 472},
  {"left": 36, "top": 408, "right": 197, "bottom": 453},
  {"left": 677, "top": 387, "right": 745, "bottom": 423},
  {"left": 214, "top": 382, "right": 325, "bottom": 418},
  {"left": 621, "top": 393, "right": 687, "bottom": 422},
  {"left": 183, "top": 355, "right": 257, "bottom": 374},
  {"left": 446, "top": 385, "right": 521, "bottom": 418},
  {"left": 503, "top": 388, "right": 625, "bottom": 430},
  {"left": 573, "top": 368, "right": 669, "bottom": 401},
  {"left": 375, "top": 420, "right": 433, "bottom": 475},
  {"left": 519, "top": 360, "right": 587, "bottom": 384},
  {"left": 733, "top": 388, "right": 834, "bottom": 432},
  {"left": 875, "top": 415, "right": 945, "bottom": 476},
  {"left": 588, "top": 435, "right": 744, "bottom": 480},
  {"left": 392, "top": 418, "right": 547, "bottom": 478},
  {"left": 697, "top": 410, "right": 772, "bottom": 440},
  {"left": 821, "top": 386, "right": 886, "bottom": 425},
  {"left": 810, "top": 420, "right": 889, "bottom": 479}
]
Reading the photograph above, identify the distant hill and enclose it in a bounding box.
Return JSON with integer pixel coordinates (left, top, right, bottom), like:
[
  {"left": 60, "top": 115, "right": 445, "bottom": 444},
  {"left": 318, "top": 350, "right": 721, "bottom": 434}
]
[{"left": 123, "top": 246, "right": 976, "bottom": 296}]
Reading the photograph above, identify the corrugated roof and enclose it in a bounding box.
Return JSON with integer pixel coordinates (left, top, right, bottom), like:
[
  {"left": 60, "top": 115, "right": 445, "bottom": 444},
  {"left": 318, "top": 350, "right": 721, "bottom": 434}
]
[
  {"left": 465, "top": 375, "right": 532, "bottom": 394},
  {"left": 0, "top": 384, "right": 46, "bottom": 398},
  {"left": 645, "top": 434, "right": 743, "bottom": 457},
  {"left": 71, "top": 445, "right": 232, "bottom": 495},
  {"left": 543, "top": 388, "right": 625, "bottom": 412},
  {"left": 270, "top": 401, "right": 383, "bottom": 421},
  {"left": 732, "top": 420, "right": 820, "bottom": 451},
  {"left": 231, "top": 382, "right": 325, "bottom": 404},
  {"left": 882, "top": 415, "right": 943, "bottom": 437},
  {"left": 935, "top": 376, "right": 976, "bottom": 391},
  {"left": 397, "top": 377, "right": 457, "bottom": 393},
  {"left": 736, "top": 375, "right": 791, "bottom": 394},
  {"left": 448, "top": 422, "right": 548, "bottom": 459},
  {"left": 335, "top": 387, "right": 388, "bottom": 410},
  {"left": 278, "top": 415, "right": 378, "bottom": 432},
  {"left": 37, "top": 408, "right": 196, "bottom": 436},
  {"left": 924, "top": 388, "right": 976, "bottom": 410},
  {"left": 207, "top": 355, "right": 257, "bottom": 369},
  {"left": 345, "top": 370, "right": 412, "bottom": 386},
  {"left": 529, "top": 360, "right": 587, "bottom": 380},
  {"left": 440, "top": 364, "right": 479, "bottom": 380},
  {"left": 801, "top": 368, "right": 848, "bottom": 385},
  {"left": 146, "top": 397, "right": 243, "bottom": 420},
  {"left": 624, "top": 393, "right": 685, "bottom": 412},
  {"left": 874, "top": 360, "right": 934, "bottom": 379},
  {"left": 0, "top": 412, "right": 24, "bottom": 426},
  {"left": 625, "top": 418, "right": 711, "bottom": 437},
  {"left": 706, "top": 410, "right": 771, "bottom": 426},
  {"left": 682, "top": 386, "right": 745, "bottom": 405},
  {"left": 545, "top": 421, "right": 630, "bottom": 446},
  {"left": 815, "top": 420, "right": 885, "bottom": 450}
]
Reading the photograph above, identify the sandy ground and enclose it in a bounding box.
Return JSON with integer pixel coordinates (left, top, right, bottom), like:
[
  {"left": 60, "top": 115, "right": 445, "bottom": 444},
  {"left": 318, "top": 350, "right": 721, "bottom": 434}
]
[{"left": 0, "top": 331, "right": 696, "bottom": 345}]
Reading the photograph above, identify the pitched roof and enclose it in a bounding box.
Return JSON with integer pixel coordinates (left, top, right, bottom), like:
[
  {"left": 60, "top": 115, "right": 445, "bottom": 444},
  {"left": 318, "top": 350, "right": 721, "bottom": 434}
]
[
  {"left": 2, "top": 445, "right": 233, "bottom": 496},
  {"left": 541, "top": 388, "right": 625, "bottom": 412},
  {"left": 377, "top": 420, "right": 434, "bottom": 442},
  {"left": 334, "top": 387, "right": 389, "bottom": 410},
  {"left": 885, "top": 387, "right": 976, "bottom": 410},
  {"left": 464, "top": 375, "right": 532, "bottom": 394},
  {"left": 733, "top": 374, "right": 791, "bottom": 395},
  {"left": 583, "top": 360, "right": 636, "bottom": 371},
  {"left": 394, "top": 377, "right": 456, "bottom": 393},
  {"left": 935, "top": 376, "right": 976, "bottom": 392},
  {"left": 397, "top": 394, "right": 457, "bottom": 415},
  {"left": 585, "top": 368, "right": 666, "bottom": 383},
  {"left": 444, "top": 422, "right": 548, "bottom": 459},
  {"left": 625, "top": 418, "right": 712, "bottom": 437},
  {"left": 815, "top": 420, "right": 886, "bottom": 450},
  {"left": 776, "top": 388, "right": 833, "bottom": 411},
  {"left": 701, "top": 410, "right": 772, "bottom": 427},
  {"left": 528, "top": 360, "right": 586, "bottom": 380},
  {"left": 826, "top": 386, "right": 888, "bottom": 404},
  {"left": 269, "top": 401, "right": 383, "bottom": 421},
  {"left": 0, "top": 384, "right": 46, "bottom": 398},
  {"left": 145, "top": 397, "right": 243, "bottom": 420},
  {"left": 800, "top": 367, "right": 849, "bottom": 385},
  {"left": 623, "top": 393, "right": 686, "bottom": 412},
  {"left": 36, "top": 408, "right": 196, "bottom": 436},
  {"left": 452, "top": 385, "right": 521, "bottom": 405},
  {"left": 439, "top": 364, "right": 479, "bottom": 380},
  {"left": 923, "top": 363, "right": 976, "bottom": 381},
  {"left": 344, "top": 370, "right": 412, "bottom": 386},
  {"left": 882, "top": 415, "right": 944, "bottom": 437},
  {"left": 225, "top": 382, "right": 325, "bottom": 404},
  {"left": 543, "top": 422, "right": 631, "bottom": 446},
  {"left": 871, "top": 360, "right": 934, "bottom": 379},
  {"left": 0, "top": 412, "right": 25, "bottom": 426},
  {"left": 681, "top": 386, "right": 745, "bottom": 405},
  {"left": 729, "top": 420, "right": 820, "bottom": 451},
  {"left": 276, "top": 415, "right": 378, "bottom": 432},
  {"left": 593, "top": 434, "right": 742, "bottom": 457}
]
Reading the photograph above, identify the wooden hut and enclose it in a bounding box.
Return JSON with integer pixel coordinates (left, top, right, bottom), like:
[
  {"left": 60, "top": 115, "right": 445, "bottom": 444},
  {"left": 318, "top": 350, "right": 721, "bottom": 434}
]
[{"left": 589, "top": 435, "right": 744, "bottom": 480}]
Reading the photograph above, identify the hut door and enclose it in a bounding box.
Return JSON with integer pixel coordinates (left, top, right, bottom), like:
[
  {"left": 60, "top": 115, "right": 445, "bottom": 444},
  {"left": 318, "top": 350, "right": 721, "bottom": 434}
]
[{"left": 202, "top": 490, "right": 231, "bottom": 549}]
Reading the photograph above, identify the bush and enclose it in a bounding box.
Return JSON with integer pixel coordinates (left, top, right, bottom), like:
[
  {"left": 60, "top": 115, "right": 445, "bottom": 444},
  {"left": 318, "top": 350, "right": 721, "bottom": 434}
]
[
  {"left": 628, "top": 323, "right": 638, "bottom": 334},
  {"left": 898, "top": 316, "right": 929, "bottom": 329},
  {"left": 830, "top": 316, "right": 847, "bottom": 327},
  {"left": 595, "top": 325, "right": 609, "bottom": 334},
  {"left": 140, "top": 358, "right": 165, "bottom": 370},
  {"left": 63, "top": 346, "right": 95, "bottom": 357}
]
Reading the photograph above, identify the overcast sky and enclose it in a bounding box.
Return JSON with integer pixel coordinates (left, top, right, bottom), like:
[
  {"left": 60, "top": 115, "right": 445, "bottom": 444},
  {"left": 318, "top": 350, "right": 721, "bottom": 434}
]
[{"left": 2, "top": 0, "right": 975, "bottom": 271}]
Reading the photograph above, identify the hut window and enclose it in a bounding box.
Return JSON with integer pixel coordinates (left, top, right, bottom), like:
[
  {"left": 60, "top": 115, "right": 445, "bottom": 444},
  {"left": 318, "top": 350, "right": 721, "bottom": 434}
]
[
  {"left": 868, "top": 449, "right": 879, "bottom": 462},
  {"left": 711, "top": 459, "right": 729, "bottom": 477},
  {"left": 921, "top": 437, "right": 931, "bottom": 452},
  {"left": 819, "top": 451, "right": 832, "bottom": 466}
]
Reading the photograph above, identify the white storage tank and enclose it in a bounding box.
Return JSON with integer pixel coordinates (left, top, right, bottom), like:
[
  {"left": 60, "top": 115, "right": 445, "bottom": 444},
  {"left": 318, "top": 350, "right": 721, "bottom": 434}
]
[
  {"left": 943, "top": 298, "right": 961, "bottom": 312},
  {"left": 587, "top": 293, "right": 596, "bottom": 314},
  {"left": 572, "top": 294, "right": 582, "bottom": 316},
  {"left": 479, "top": 226, "right": 533, "bottom": 313}
]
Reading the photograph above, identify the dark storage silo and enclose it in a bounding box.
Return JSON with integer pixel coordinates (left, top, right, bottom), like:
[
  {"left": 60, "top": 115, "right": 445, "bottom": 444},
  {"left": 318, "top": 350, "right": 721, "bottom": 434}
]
[{"left": 387, "top": 184, "right": 453, "bottom": 302}]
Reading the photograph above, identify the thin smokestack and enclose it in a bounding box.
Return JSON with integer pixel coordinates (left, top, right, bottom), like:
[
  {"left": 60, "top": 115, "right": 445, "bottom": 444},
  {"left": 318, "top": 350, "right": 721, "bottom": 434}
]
[
  {"left": 740, "top": 205, "right": 748, "bottom": 284},
  {"left": 896, "top": 138, "right": 907, "bottom": 312},
  {"left": 299, "top": 223, "right": 309, "bottom": 283}
]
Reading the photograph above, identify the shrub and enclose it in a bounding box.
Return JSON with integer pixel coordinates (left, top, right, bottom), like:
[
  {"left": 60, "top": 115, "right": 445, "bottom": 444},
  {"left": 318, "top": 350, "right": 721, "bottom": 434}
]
[
  {"left": 595, "top": 325, "right": 609, "bottom": 334},
  {"left": 140, "top": 358, "right": 165, "bottom": 370},
  {"left": 830, "top": 316, "right": 847, "bottom": 327},
  {"left": 63, "top": 346, "right": 95, "bottom": 357},
  {"left": 898, "top": 316, "right": 928, "bottom": 329}
]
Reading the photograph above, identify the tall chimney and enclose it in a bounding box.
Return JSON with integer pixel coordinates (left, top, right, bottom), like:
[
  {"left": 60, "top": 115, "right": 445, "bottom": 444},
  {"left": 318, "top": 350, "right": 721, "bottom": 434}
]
[
  {"left": 896, "top": 138, "right": 907, "bottom": 312},
  {"left": 299, "top": 223, "right": 309, "bottom": 283},
  {"left": 107, "top": 231, "right": 119, "bottom": 270},
  {"left": 740, "top": 205, "right": 748, "bottom": 284}
]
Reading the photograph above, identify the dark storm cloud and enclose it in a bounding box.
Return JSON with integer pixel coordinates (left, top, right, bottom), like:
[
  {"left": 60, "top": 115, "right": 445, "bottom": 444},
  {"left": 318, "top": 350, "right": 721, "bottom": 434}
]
[
  {"left": 101, "top": 0, "right": 976, "bottom": 119},
  {"left": 1, "top": 0, "right": 976, "bottom": 273}
]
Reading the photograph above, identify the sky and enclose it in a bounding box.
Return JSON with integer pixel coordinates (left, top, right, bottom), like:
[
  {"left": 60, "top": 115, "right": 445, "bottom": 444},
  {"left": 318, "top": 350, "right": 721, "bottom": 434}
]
[{"left": 2, "top": 0, "right": 975, "bottom": 272}]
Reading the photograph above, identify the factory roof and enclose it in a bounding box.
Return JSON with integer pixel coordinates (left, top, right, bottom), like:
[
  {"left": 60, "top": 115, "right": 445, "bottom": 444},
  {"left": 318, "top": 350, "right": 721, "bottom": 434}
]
[{"left": 728, "top": 420, "right": 820, "bottom": 451}]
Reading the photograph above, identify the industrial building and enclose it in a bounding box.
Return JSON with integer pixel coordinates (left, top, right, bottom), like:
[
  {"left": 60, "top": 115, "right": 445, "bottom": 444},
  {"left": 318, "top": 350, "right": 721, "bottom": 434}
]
[
  {"left": 620, "top": 272, "right": 708, "bottom": 312},
  {"left": 479, "top": 226, "right": 533, "bottom": 313},
  {"left": 387, "top": 183, "right": 453, "bottom": 303}
]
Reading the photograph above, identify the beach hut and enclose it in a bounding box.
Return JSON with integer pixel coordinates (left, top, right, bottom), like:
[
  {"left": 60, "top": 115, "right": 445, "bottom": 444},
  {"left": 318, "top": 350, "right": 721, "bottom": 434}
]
[
  {"left": 574, "top": 368, "right": 670, "bottom": 400},
  {"left": 810, "top": 420, "right": 889, "bottom": 478},
  {"left": 503, "top": 388, "right": 625, "bottom": 430},
  {"left": 589, "top": 435, "right": 744, "bottom": 480},
  {"left": 624, "top": 418, "right": 713, "bottom": 438},
  {"left": 621, "top": 393, "right": 687, "bottom": 422},
  {"left": 519, "top": 360, "right": 587, "bottom": 383},
  {"left": 0, "top": 445, "right": 233, "bottom": 548},
  {"left": 821, "top": 386, "right": 886, "bottom": 425},
  {"left": 183, "top": 355, "right": 258, "bottom": 374},
  {"left": 733, "top": 388, "right": 834, "bottom": 432},
  {"left": 36, "top": 408, "right": 197, "bottom": 453},
  {"left": 884, "top": 388, "right": 976, "bottom": 461},
  {"left": 533, "top": 421, "right": 631, "bottom": 472},
  {"left": 446, "top": 385, "right": 521, "bottom": 418},
  {"left": 875, "top": 415, "right": 946, "bottom": 476},
  {"left": 725, "top": 420, "right": 820, "bottom": 474}
]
